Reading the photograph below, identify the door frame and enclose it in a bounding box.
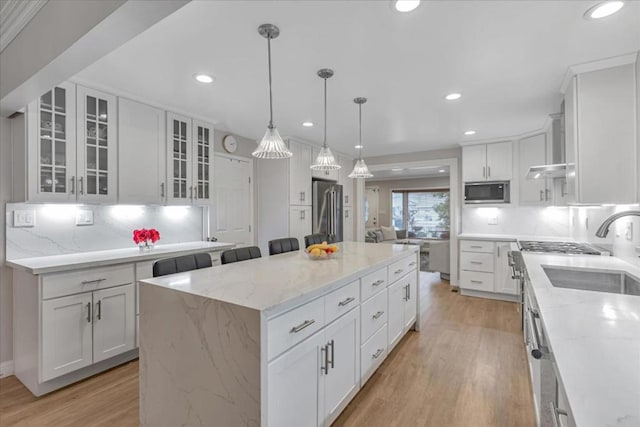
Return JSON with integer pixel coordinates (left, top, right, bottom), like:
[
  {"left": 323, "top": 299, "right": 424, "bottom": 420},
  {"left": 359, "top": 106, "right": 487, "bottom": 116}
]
[{"left": 213, "top": 152, "right": 255, "bottom": 246}]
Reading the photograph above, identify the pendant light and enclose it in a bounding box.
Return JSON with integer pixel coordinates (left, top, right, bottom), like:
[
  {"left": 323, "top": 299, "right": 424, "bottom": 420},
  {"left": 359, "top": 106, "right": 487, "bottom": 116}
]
[
  {"left": 252, "top": 24, "right": 292, "bottom": 159},
  {"left": 310, "top": 69, "right": 341, "bottom": 170},
  {"left": 348, "top": 97, "right": 373, "bottom": 178}
]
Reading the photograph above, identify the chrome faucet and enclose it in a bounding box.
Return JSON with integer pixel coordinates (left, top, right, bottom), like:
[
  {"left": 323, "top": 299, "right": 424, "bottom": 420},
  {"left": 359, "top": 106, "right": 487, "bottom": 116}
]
[{"left": 595, "top": 211, "right": 640, "bottom": 238}]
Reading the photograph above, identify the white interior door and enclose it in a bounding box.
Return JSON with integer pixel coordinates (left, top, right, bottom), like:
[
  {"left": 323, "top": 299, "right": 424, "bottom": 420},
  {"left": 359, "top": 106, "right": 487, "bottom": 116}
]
[
  {"left": 213, "top": 154, "right": 253, "bottom": 246},
  {"left": 364, "top": 187, "right": 379, "bottom": 228}
]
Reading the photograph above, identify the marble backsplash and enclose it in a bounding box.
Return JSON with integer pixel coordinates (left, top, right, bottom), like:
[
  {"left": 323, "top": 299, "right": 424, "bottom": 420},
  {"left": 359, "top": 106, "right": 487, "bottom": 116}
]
[
  {"left": 461, "top": 206, "right": 571, "bottom": 238},
  {"left": 6, "top": 203, "right": 205, "bottom": 260}
]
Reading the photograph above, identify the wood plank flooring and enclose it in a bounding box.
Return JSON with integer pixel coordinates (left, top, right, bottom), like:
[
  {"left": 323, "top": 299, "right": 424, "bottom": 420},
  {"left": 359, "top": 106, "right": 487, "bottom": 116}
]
[{"left": 0, "top": 273, "right": 534, "bottom": 427}]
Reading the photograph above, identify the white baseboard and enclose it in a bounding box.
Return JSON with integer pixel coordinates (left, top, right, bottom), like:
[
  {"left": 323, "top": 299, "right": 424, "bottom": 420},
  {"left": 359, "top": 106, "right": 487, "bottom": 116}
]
[{"left": 0, "top": 360, "right": 14, "bottom": 378}]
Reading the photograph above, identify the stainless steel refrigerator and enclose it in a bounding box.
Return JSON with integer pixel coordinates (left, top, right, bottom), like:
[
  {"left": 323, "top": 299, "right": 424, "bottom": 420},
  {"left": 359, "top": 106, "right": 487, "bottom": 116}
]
[{"left": 312, "top": 181, "right": 343, "bottom": 242}]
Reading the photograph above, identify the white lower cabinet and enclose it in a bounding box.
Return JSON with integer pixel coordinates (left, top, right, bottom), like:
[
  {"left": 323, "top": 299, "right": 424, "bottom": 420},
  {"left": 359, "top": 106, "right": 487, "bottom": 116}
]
[
  {"left": 92, "top": 284, "right": 136, "bottom": 363},
  {"left": 42, "top": 293, "right": 93, "bottom": 381},
  {"left": 387, "top": 271, "right": 417, "bottom": 350},
  {"left": 459, "top": 239, "right": 518, "bottom": 299},
  {"left": 360, "top": 323, "right": 387, "bottom": 385}
]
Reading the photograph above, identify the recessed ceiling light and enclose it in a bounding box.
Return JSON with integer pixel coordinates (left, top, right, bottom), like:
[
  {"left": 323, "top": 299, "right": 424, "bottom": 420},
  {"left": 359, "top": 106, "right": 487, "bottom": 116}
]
[
  {"left": 464, "top": 130, "right": 476, "bottom": 136},
  {"left": 439, "top": 169, "right": 446, "bottom": 173},
  {"left": 445, "top": 93, "right": 462, "bottom": 101},
  {"left": 584, "top": 1, "right": 624, "bottom": 19},
  {"left": 392, "top": 0, "right": 420, "bottom": 12},
  {"left": 193, "top": 73, "right": 214, "bottom": 84},
  {"left": 355, "top": 145, "right": 363, "bottom": 149},
  {"left": 302, "top": 121, "right": 314, "bottom": 127}
]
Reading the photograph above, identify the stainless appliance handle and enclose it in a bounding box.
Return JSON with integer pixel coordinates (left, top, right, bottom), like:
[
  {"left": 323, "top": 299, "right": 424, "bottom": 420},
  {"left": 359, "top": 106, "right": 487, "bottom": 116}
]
[
  {"left": 290, "top": 319, "right": 315, "bottom": 333},
  {"left": 550, "top": 401, "right": 568, "bottom": 427},
  {"left": 332, "top": 190, "right": 337, "bottom": 236},
  {"left": 528, "top": 309, "right": 544, "bottom": 359}
]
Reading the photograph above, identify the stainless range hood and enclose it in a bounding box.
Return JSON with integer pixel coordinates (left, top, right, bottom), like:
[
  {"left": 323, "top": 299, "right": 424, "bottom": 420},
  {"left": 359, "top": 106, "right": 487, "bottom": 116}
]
[{"left": 526, "top": 112, "right": 567, "bottom": 180}]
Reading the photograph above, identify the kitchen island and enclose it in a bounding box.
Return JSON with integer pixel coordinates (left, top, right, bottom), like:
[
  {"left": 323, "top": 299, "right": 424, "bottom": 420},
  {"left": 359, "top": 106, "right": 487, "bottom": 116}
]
[{"left": 138, "top": 242, "right": 420, "bottom": 427}]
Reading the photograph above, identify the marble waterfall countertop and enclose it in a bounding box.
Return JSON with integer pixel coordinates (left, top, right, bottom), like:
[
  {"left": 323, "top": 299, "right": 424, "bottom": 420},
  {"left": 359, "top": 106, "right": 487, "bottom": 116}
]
[
  {"left": 6, "top": 241, "right": 235, "bottom": 275},
  {"left": 522, "top": 253, "right": 640, "bottom": 427},
  {"left": 140, "top": 241, "right": 418, "bottom": 316}
]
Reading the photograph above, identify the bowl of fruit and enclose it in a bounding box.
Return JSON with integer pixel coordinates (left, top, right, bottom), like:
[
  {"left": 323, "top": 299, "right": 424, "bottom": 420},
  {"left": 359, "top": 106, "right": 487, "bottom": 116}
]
[{"left": 305, "top": 242, "right": 339, "bottom": 260}]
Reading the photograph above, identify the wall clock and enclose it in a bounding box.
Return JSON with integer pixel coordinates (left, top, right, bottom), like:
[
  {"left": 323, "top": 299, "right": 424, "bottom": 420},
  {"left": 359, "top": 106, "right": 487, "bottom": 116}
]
[{"left": 222, "top": 134, "right": 238, "bottom": 153}]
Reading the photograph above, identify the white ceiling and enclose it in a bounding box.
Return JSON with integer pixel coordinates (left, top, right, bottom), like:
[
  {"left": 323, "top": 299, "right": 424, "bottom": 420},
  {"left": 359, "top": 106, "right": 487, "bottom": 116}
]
[
  {"left": 368, "top": 165, "right": 449, "bottom": 181},
  {"left": 75, "top": 0, "right": 640, "bottom": 157}
]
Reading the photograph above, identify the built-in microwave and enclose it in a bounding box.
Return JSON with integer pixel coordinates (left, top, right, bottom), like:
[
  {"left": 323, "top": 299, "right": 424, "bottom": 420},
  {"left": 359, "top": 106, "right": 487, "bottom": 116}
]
[{"left": 464, "top": 181, "right": 510, "bottom": 204}]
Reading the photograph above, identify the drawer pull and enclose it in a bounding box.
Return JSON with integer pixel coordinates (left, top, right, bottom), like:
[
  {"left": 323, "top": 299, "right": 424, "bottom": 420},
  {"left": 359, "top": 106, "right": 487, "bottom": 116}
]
[
  {"left": 81, "top": 278, "right": 107, "bottom": 285},
  {"left": 408, "top": 262, "right": 417, "bottom": 266},
  {"left": 290, "top": 319, "right": 315, "bottom": 333},
  {"left": 394, "top": 269, "right": 404, "bottom": 274},
  {"left": 372, "top": 279, "right": 385, "bottom": 287},
  {"left": 471, "top": 280, "right": 483, "bottom": 284},
  {"left": 96, "top": 300, "right": 102, "bottom": 320},
  {"left": 470, "top": 245, "right": 483, "bottom": 248},
  {"left": 372, "top": 348, "right": 384, "bottom": 359},
  {"left": 372, "top": 310, "right": 384, "bottom": 320},
  {"left": 338, "top": 296, "right": 355, "bottom": 307},
  {"left": 470, "top": 261, "right": 482, "bottom": 265}
]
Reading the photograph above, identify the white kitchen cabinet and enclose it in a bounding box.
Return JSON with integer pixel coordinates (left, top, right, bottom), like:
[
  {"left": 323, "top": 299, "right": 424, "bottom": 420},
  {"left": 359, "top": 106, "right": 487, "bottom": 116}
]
[
  {"left": 289, "top": 206, "right": 312, "bottom": 249},
  {"left": 519, "top": 133, "right": 550, "bottom": 205},
  {"left": 459, "top": 239, "right": 518, "bottom": 298},
  {"left": 311, "top": 146, "right": 340, "bottom": 181},
  {"left": 24, "top": 82, "right": 77, "bottom": 202},
  {"left": 166, "top": 113, "right": 192, "bottom": 203},
  {"left": 76, "top": 85, "right": 118, "bottom": 203},
  {"left": 463, "top": 142, "right": 512, "bottom": 182},
  {"left": 92, "top": 283, "right": 136, "bottom": 363},
  {"left": 192, "top": 120, "right": 214, "bottom": 204},
  {"left": 343, "top": 206, "right": 354, "bottom": 241},
  {"left": 118, "top": 98, "right": 166, "bottom": 204},
  {"left": 564, "top": 63, "right": 638, "bottom": 204},
  {"left": 338, "top": 156, "right": 354, "bottom": 206},
  {"left": 289, "top": 140, "right": 313, "bottom": 206},
  {"left": 387, "top": 271, "right": 416, "bottom": 351},
  {"left": 41, "top": 292, "right": 93, "bottom": 382},
  {"left": 402, "top": 273, "right": 417, "bottom": 331},
  {"left": 495, "top": 243, "right": 518, "bottom": 295},
  {"left": 267, "top": 328, "right": 325, "bottom": 427},
  {"left": 323, "top": 307, "right": 360, "bottom": 426}
]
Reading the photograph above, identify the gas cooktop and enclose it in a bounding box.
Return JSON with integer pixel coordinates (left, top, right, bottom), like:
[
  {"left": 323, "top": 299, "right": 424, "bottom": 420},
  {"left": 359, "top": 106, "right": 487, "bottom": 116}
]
[{"left": 518, "top": 241, "right": 608, "bottom": 256}]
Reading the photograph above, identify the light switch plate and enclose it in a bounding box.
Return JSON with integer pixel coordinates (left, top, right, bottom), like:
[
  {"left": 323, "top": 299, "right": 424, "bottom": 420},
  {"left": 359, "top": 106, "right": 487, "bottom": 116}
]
[
  {"left": 488, "top": 216, "right": 498, "bottom": 225},
  {"left": 75, "top": 210, "right": 94, "bottom": 226},
  {"left": 14, "top": 210, "right": 36, "bottom": 227}
]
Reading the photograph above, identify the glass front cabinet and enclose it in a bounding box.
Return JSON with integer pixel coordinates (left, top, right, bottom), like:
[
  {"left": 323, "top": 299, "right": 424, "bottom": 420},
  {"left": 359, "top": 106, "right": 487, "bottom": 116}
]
[
  {"left": 26, "top": 83, "right": 117, "bottom": 203},
  {"left": 166, "top": 113, "right": 213, "bottom": 205}
]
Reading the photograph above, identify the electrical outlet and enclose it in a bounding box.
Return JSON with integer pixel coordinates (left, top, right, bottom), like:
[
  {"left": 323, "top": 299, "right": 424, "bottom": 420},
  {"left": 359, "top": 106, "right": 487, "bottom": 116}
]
[
  {"left": 13, "top": 210, "right": 36, "bottom": 227},
  {"left": 75, "top": 210, "right": 94, "bottom": 226},
  {"left": 488, "top": 216, "right": 498, "bottom": 225},
  {"left": 625, "top": 222, "right": 633, "bottom": 241}
]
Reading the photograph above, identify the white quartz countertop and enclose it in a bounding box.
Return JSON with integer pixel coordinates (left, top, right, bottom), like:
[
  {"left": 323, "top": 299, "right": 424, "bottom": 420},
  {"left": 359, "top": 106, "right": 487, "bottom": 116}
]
[
  {"left": 522, "top": 253, "right": 640, "bottom": 427},
  {"left": 140, "top": 242, "right": 418, "bottom": 315},
  {"left": 6, "top": 241, "right": 235, "bottom": 275},
  {"left": 458, "top": 233, "right": 573, "bottom": 242}
]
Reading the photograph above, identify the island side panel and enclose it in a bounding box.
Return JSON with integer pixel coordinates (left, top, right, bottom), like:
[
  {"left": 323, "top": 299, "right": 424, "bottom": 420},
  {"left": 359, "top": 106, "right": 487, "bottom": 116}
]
[{"left": 139, "top": 283, "right": 261, "bottom": 427}]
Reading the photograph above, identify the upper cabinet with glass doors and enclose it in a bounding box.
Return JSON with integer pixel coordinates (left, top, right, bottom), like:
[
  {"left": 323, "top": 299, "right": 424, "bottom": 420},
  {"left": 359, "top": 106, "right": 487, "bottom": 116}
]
[{"left": 166, "top": 113, "right": 213, "bottom": 205}]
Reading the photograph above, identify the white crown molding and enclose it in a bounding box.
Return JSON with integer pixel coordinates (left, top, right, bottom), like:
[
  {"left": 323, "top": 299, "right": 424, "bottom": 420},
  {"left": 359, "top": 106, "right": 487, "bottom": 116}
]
[
  {"left": 560, "top": 51, "right": 639, "bottom": 94},
  {"left": 0, "top": 0, "right": 48, "bottom": 52}
]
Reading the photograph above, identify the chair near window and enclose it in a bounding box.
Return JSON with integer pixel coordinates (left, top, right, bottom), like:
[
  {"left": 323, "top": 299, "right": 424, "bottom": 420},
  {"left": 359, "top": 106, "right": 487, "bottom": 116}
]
[
  {"left": 221, "top": 246, "right": 262, "bottom": 264},
  {"left": 152, "top": 253, "right": 213, "bottom": 277},
  {"left": 304, "top": 233, "right": 335, "bottom": 248},
  {"left": 268, "top": 237, "right": 300, "bottom": 255}
]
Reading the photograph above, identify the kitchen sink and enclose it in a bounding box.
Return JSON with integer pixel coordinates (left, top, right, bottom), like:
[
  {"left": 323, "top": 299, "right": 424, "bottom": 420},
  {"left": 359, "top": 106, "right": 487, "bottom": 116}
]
[{"left": 542, "top": 266, "right": 640, "bottom": 296}]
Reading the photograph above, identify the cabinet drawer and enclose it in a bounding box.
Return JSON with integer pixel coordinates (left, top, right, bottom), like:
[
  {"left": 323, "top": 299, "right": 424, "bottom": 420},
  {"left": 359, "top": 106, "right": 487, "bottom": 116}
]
[
  {"left": 360, "top": 323, "right": 387, "bottom": 386},
  {"left": 361, "top": 290, "right": 387, "bottom": 344},
  {"left": 267, "top": 297, "right": 325, "bottom": 360},
  {"left": 388, "top": 255, "right": 418, "bottom": 284},
  {"left": 460, "top": 252, "right": 494, "bottom": 273},
  {"left": 360, "top": 267, "right": 387, "bottom": 302},
  {"left": 325, "top": 280, "right": 360, "bottom": 325},
  {"left": 460, "top": 240, "right": 495, "bottom": 253},
  {"left": 42, "top": 264, "right": 135, "bottom": 300},
  {"left": 460, "top": 271, "right": 494, "bottom": 292}
]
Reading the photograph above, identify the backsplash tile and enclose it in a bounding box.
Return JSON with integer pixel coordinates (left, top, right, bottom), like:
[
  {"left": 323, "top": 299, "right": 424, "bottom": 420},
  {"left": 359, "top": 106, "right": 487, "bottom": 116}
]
[
  {"left": 461, "top": 206, "right": 571, "bottom": 238},
  {"left": 6, "top": 203, "right": 205, "bottom": 260}
]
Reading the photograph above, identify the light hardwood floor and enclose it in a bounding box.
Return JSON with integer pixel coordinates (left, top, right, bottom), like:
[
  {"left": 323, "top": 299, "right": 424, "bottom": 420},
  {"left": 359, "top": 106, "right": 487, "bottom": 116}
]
[{"left": 0, "top": 272, "right": 534, "bottom": 427}]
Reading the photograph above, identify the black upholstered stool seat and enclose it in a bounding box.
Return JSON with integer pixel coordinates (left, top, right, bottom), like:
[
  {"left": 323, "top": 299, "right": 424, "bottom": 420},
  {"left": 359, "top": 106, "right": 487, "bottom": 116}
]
[
  {"left": 268, "top": 237, "right": 300, "bottom": 255},
  {"left": 152, "top": 252, "right": 213, "bottom": 277},
  {"left": 220, "top": 246, "right": 262, "bottom": 264},
  {"left": 303, "top": 233, "right": 335, "bottom": 248}
]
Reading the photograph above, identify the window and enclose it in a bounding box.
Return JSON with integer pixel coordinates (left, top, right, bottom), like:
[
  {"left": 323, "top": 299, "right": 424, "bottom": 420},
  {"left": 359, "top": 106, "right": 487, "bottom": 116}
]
[{"left": 392, "top": 190, "right": 450, "bottom": 239}]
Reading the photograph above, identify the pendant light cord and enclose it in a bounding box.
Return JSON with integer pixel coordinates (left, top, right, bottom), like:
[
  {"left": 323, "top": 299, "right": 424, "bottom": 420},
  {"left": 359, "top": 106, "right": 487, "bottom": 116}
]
[
  {"left": 323, "top": 77, "right": 328, "bottom": 148},
  {"left": 267, "top": 35, "right": 274, "bottom": 129},
  {"left": 358, "top": 103, "right": 363, "bottom": 160}
]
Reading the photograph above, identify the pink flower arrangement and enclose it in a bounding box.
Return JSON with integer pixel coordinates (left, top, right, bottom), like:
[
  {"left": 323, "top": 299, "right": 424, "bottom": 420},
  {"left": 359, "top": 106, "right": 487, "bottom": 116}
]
[{"left": 133, "top": 228, "right": 160, "bottom": 245}]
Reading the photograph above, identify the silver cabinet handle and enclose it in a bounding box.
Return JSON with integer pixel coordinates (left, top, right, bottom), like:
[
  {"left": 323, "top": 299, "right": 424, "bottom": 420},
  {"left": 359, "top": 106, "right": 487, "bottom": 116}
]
[
  {"left": 290, "top": 319, "right": 315, "bottom": 333},
  {"left": 545, "top": 189, "right": 551, "bottom": 201},
  {"left": 328, "top": 339, "right": 335, "bottom": 369},
  {"left": 497, "top": 246, "right": 500, "bottom": 257},
  {"left": 550, "top": 401, "right": 568, "bottom": 427},
  {"left": 345, "top": 195, "right": 349, "bottom": 204},
  {"left": 407, "top": 284, "right": 411, "bottom": 300},
  {"left": 540, "top": 190, "right": 544, "bottom": 201},
  {"left": 528, "top": 309, "right": 545, "bottom": 359},
  {"left": 160, "top": 182, "right": 165, "bottom": 198},
  {"left": 70, "top": 176, "right": 75, "bottom": 195},
  {"left": 408, "top": 261, "right": 416, "bottom": 267},
  {"left": 300, "top": 191, "right": 304, "bottom": 202},
  {"left": 394, "top": 269, "right": 403, "bottom": 274},
  {"left": 321, "top": 344, "right": 329, "bottom": 375},
  {"left": 470, "top": 261, "right": 482, "bottom": 265},
  {"left": 470, "top": 245, "right": 482, "bottom": 249},
  {"left": 345, "top": 209, "right": 349, "bottom": 218},
  {"left": 471, "top": 280, "right": 483, "bottom": 284},
  {"left": 81, "top": 278, "right": 106, "bottom": 285},
  {"left": 373, "top": 310, "right": 384, "bottom": 320},
  {"left": 338, "top": 296, "right": 355, "bottom": 307},
  {"left": 79, "top": 176, "right": 84, "bottom": 195},
  {"left": 482, "top": 166, "right": 486, "bottom": 178},
  {"left": 487, "top": 166, "right": 491, "bottom": 178},
  {"left": 189, "top": 186, "right": 193, "bottom": 201},
  {"left": 96, "top": 300, "right": 102, "bottom": 320},
  {"left": 86, "top": 302, "right": 91, "bottom": 323},
  {"left": 373, "top": 279, "right": 384, "bottom": 287},
  {"left": 372, "top": 348, "right": 384, "bottom": 359},
  {"left": 300, "top": 210, "right": 305, "bottom": 220}
]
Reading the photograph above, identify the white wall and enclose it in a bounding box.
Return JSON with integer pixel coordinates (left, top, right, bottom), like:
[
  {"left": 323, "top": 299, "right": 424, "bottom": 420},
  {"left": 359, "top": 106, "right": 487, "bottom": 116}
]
[{"left": 0, "top": 117, "right": 13, "bottom": 367}]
